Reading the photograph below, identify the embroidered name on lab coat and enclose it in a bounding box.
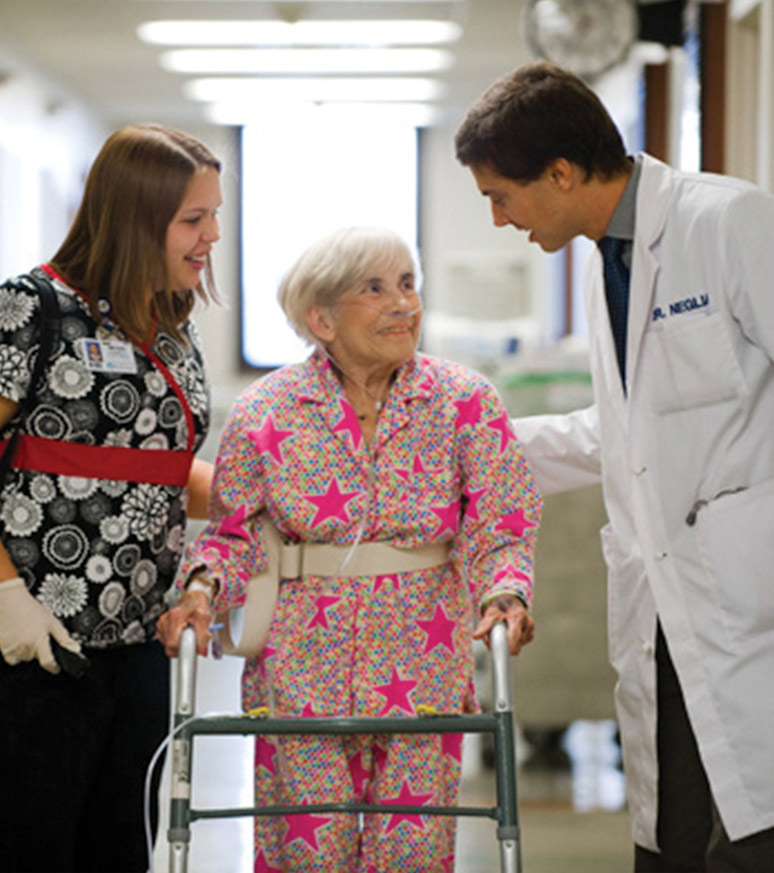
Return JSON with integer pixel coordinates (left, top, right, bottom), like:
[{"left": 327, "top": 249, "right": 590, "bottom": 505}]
[{"left": 652, "top": 293, "right": 709, "bottom": 322}]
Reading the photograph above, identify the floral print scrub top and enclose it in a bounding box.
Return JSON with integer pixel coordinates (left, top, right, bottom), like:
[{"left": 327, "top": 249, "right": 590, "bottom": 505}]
[
  {"left": 0, "top": 268, "right": 210, "bottom": 649},
  {"left": 178, "top": 351, "right": 540, "bottom": 718}
]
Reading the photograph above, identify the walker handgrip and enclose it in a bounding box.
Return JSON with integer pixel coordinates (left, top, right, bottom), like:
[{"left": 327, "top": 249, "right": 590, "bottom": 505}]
[
  {"left": 175, "top": 625, "right": 198, "bottom": 719},
  {"left": 490, "top": 621, "right": 513, "bottom": 713}
]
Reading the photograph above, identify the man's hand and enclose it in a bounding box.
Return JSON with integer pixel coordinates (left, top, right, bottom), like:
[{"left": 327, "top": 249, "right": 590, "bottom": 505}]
[
  {"left": 473, "top": 594, "right": 535, "bottom": 655},
  {"left": 155, "top": 589, "right": 213, "bottom": 657}
]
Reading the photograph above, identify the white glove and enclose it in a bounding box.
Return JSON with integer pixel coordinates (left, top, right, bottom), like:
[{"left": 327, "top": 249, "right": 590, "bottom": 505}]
[{"left": 0, "top": 577, "right": 82, "bottom": 674}]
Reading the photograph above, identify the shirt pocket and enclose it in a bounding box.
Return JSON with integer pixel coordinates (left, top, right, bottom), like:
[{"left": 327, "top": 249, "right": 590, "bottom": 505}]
[
  {"left": 692, "top": 477, "right": 774, "bottom": 647},
  {"left": 648, "top": 313, "right": 746, "bottom": 414}
]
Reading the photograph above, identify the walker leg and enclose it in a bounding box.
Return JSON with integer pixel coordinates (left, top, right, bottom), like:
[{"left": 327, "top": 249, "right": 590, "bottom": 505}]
[
  {"left": 490, "top": 622, "right": 522, "bottom": 873},
  {"left": 499, "top": 838, "right": 520, "bottom": 873},
  {"left": 167, "top": 627, "right": 198, "bottom": 873},
  {"left": 168, "top": 840, "right": 190, "bottom": 873}
]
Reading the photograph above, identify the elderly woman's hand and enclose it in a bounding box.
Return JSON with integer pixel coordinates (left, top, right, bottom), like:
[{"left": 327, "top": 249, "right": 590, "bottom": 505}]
[
  {"left": 155, "top": 588, "right": 213, "bottom": 658},
  {"left": 473, "top": 594, "right": 535, "bottom": 656}
]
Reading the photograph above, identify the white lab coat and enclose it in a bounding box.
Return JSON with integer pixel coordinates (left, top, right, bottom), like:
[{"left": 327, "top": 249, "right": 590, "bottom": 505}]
[{"left": 513, "top": 154, "right": 774, "bottom": 849}]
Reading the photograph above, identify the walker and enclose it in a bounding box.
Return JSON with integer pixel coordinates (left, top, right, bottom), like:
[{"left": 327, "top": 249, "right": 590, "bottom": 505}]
[{"left": 167, "top": 621, "right": 522, "bottom": 872}]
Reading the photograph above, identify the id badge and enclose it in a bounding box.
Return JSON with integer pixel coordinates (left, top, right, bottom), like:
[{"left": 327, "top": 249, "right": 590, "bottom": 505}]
[{"left": 79, "top": 338, "right": 138, "bottom": 374}]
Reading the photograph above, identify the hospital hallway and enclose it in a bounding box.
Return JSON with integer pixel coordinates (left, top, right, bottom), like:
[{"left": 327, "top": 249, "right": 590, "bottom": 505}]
[{"left": 152, "top": 651, "right": 633, "bottom": 872}]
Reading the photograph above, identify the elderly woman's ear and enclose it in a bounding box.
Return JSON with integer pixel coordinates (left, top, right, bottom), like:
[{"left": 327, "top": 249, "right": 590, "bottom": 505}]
[{"left": 306, "top": 304, "right": 336, "bottom": 344}]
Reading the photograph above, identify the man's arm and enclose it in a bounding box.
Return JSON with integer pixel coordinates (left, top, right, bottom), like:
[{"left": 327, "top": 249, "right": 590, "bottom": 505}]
[{"left": 512, "top": 404, "right": 602, "bottom": 496}]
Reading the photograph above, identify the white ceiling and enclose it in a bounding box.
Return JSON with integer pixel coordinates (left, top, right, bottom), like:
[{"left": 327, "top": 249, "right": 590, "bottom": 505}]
[{"left": 0, "top": 0, "right": 534, "bottom": 129}]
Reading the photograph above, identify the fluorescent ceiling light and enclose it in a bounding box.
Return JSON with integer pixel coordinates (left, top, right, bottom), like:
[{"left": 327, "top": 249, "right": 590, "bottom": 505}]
[
  {"left": 161, "top": 47, "right": 452, "bottom": 74},
  {"left": 130, "top": 0, "right": 463, "bottom": 3},
  {"left": 185, "top": 76, "right": 443, "bottom": 103},
  {"left": 138, "top": 19, "right": 462, "bottom": 46},
  {"left": 205, "top": 100, "right": 439, "bottom": 127}
]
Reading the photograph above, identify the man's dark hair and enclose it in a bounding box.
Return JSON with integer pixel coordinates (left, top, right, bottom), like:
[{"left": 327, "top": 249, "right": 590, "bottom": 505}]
[{"left": 455, "top": 61, "right": 629, "bottom": 183}]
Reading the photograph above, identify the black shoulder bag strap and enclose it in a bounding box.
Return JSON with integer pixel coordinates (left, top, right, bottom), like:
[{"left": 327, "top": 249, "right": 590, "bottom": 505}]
[{"left": 0, "top": 273, "right": 61, "bottom": 486}]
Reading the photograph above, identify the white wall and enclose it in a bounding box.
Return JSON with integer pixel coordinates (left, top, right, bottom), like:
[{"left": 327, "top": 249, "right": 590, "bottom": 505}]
[{"left": 0, "top": 40, "right": 105, "bottom": 279}]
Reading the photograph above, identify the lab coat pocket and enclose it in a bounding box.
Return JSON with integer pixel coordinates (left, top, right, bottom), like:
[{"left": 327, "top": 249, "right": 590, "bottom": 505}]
[
  {"left": 649, "top": 313, "right": 746, "bottom": 414},
  {"left": 693, "top": 478, "right": 774, "bottom": 646}
]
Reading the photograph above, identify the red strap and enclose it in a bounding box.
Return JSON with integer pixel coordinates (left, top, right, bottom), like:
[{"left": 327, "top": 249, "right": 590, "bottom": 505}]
[
  {"left": 0, "top": 435, "right": 193, "bottom": 486},
  {"left": 39, "top": 264, "right": 198, "bottom": 453}
]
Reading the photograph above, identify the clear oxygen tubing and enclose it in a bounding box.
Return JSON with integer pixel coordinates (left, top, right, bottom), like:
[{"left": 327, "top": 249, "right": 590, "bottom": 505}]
[
  {"left": 143, "top": 707, "right": 240, "bottom": 873},
  {"left": 314, "top": 294, "right": 423, "bottom": 574},
  {"left": 147, "top": 297, "right": 426, "bottom": 868},
  {"left": 143, "top": 625, "right": 232, "bottom": 873}
]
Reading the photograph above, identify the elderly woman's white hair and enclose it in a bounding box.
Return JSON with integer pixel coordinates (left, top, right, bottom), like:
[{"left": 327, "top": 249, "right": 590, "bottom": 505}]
[{"left": 278, "top": 226, "right": 420, "bottom": 346}]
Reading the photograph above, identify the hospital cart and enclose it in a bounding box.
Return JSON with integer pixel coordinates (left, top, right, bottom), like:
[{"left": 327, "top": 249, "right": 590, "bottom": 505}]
[{"left": 167, "top": 621, "right": 522, "bottom": 872}]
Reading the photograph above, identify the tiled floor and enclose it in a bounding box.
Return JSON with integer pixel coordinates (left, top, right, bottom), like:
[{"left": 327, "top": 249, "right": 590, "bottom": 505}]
[{"left": 152, "top": 654, "right": 633, "bottom": 873}]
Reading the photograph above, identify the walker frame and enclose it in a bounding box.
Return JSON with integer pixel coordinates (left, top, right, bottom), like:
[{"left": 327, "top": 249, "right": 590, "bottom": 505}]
[{"left": 167, "top": 621, "right": 522, "bottom": 872}]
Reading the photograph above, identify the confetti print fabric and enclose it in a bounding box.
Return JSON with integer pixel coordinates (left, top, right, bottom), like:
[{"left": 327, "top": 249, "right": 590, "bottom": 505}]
[{"left": 178, "top": 350, "right": 540, "bottom": 870}]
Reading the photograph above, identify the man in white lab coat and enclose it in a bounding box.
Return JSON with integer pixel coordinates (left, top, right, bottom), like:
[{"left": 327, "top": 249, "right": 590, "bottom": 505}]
[{"left": 455, "top": 60, "right": 774, "bottom": 872}]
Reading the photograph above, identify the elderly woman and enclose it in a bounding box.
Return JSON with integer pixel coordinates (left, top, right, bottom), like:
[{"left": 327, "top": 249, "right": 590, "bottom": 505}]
[{"left": 157, "top": 226, "right": 541, "bottom": 872}]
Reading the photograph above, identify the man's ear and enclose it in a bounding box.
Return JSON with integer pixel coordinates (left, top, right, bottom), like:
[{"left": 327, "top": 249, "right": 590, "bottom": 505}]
[
  {"left": 306, "top": 305, "right": 335, "bottom": 343},
  {"left": 547, "top": 157, "right": 575, "bottom": 191}
]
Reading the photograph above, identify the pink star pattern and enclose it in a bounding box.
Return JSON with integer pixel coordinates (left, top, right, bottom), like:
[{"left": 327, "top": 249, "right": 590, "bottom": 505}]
[
  {"left": 393, "top": 453, "right": 439, "bottom": 483},
  {"left": 372, "top": 573, "right": 401, "bottom": 594},
  {"left": 347, "top": 749, "right": 372, "bottom": 798},
  {"left": 332, "top": 398, "right": 362, "bottom": 450},
  {"left": 247, "top": 415, "right": 293, "bottom": 464},
  {"left": 255, "top": 737, "right": 278, "bottom": 775},
  {"left": 373, "top": 668, "right": 418, "bottom": 715},
  {"left": 175, "top": 351, "right": 543, "bottom": 872},
  {"left": 494, "top": 564, "right": 530, "bottom": 586},
  {"left": 253, "top": 849, "right": 282, "bottom": 873},
  {"left": 416, "top": 373, "right": 436, "bottom": 394},
  {"left": 202, "top": 537, "right": 230, "bottom": 560},
  {"left": 218, "top": 504, "right": 250, "bottom": 540},
  {"left": 304, "top": 478, "right": 362, "bottom": 527},
  {"left": 441, "top": 732, "right": 463, "bottom": 762},
  {"left": 307, "top": 594, "right": 342, "bottom": 630},
  {"left": 495, "top": 508, "right": 536, "bottom": 537},
  {"left": 256, "top": 643, "right": 275, "bottom": 679},
  {"left": 430, "top": 499, "right": 461, "bottom": 537},
  {"left": 373, "top": 742, "right": 389, "bottom": 773},
  {"left": 487, "top": 412, "right": 516, "bottom": 453},
  {"left": 415, "top": 604, "right": 456, "bottom": 654},
  {"left": 282, "top": 811, "right": 333, "bottom": 850},
  {"left": 462, "top": 485, "right": 487, "bottom": 521},
  {"left": 441, "top": 854, "right": 455, "bottom": 872},
  {"left": 454, "top": 389, "right": 482, "bottom": 429},
  {"left": 381, "top": 780, "right": 434, "bottom": 834}
]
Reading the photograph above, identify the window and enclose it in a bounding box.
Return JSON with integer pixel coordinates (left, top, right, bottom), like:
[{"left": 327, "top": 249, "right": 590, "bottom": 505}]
[{"left": 240, "top": 111, "right": 419, "bottom": 368}]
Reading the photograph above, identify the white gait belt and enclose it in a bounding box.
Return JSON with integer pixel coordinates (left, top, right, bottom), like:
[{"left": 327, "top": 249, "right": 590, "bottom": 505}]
[{"left": 215, "top": 513, "right": 450, "bottom": 658}]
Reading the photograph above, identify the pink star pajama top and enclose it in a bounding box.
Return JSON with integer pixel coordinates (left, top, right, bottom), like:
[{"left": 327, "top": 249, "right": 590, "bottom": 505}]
[{"left": 177, "top": 350, "right": 541, "bottom": 872}]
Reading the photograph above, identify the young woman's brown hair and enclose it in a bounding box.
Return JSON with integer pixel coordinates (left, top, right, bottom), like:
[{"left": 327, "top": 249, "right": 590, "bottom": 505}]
[{"left": 50, "top": 123, "right": 221, "bottom": 342}]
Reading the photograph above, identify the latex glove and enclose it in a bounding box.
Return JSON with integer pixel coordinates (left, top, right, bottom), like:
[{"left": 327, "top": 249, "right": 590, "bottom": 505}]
[
  {"left": 156, "top": 587, "right": 213, "bottom": 658},
  {"left": 473, "top": 593, "right": 535, "bottom": 656},
  {"left": 0, "top": 577, "right": 82, "bottom": 674}
]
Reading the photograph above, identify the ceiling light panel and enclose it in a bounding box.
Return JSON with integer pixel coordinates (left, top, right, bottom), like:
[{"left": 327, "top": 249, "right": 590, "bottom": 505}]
[
  {"left": 205, "top": 101, "right": 439, "bottom": 127},
  {"left": 138, "top": 20, "right": 462, "bottom": 46},
  {"left": 161, "top": 47, "right": 452, "bottom": 74},
  {"left": 185, "top": 76, "right": 443, "bottom": 102}
]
